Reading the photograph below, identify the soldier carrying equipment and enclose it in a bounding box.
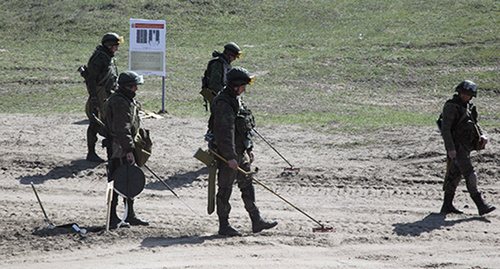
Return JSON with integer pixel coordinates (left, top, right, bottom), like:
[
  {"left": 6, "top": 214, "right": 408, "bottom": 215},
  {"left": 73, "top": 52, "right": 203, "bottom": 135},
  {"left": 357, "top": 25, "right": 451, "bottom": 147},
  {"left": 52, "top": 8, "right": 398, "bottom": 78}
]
[
  {"left": 80, "top": 32, "right": 124, "bottom": 163},
  {"left": 200, "top": 42, "right": 242, "bottom": 110},
  {"left": 104, "top": 71, "right": 150, "bottom": 229},
  {"left": 437, "top": 80, "right": 495, "bottom": 216},
  {"left": 194, "top": 148, "right": 333, "bottom": 233},
  {"left": 203, "top": 67, "right": 280, "bottom": 237}
]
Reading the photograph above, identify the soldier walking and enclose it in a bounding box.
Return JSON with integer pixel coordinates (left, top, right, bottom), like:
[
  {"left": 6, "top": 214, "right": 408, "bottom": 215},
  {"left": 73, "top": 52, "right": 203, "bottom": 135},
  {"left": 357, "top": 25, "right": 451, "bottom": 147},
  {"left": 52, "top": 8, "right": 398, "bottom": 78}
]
[
  {"left": 209, "top": 67, "right": 277, "bottom": 236},
  {"left": 439, "top": 80, "right": 496, "bottom": 216},
  {"left": 85, "top": 33, "right": 123, "bottom": 162}
]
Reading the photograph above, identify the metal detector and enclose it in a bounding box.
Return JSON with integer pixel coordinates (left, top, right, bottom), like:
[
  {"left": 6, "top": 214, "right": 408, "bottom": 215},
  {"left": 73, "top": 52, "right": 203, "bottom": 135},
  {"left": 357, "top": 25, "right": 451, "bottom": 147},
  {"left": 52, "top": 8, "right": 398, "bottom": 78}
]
[
  {"left": 253, "top": 128, "right": 300, "bottom": 172},
  {"left": 194, "top": 149, "right": 332, "bottom": 233}
]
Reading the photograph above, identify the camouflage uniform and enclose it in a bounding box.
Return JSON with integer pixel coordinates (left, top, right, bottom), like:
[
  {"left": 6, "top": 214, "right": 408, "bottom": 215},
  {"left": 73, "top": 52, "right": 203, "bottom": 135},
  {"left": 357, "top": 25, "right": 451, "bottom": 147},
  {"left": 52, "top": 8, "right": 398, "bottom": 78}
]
[
  {"left": 210, "top": 67, "right": 277, "bottom": 236},
  {"left": 439, "top": 81, "right": 495, "bottom": 216},
  {"left": 104, "top": 87, "right": 140, "bottom": 164},
  {"left": 103, "top": 71, "right": 148, "bottom": 228},
  {"left": 85, "top": 44, "right": 118, "bottom": 161},
  {"left": 441, "top": 94, "right": 481, "bottom": 194},
  {"left": 201, "top": 43, "right": 242, "bottom": 108},
  {"left": 204, "top": 51, "right": 232, "bottom": 96},
  {"left": 211, "top": 88, "right": 256, "bottom": 220}
]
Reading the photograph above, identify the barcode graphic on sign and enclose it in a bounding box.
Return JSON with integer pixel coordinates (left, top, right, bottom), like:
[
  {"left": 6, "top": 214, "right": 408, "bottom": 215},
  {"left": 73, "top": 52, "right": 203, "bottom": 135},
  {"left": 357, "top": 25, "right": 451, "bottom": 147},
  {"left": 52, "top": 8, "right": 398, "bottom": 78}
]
[
  {"left": 137, "top": 29, "right": 160, "bottom": 45},
  {"left": 137, "top": 29, "right": 148, "bottom": 43}
]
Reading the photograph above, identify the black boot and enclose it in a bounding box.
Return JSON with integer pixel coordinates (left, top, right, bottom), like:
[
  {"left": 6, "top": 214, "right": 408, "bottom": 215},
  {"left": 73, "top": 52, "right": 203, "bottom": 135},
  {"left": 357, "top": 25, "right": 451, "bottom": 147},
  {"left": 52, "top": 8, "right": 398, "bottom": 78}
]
[
  {"left": 216, "top": 187, "right": 239, "bottom": 236},
  {"left": 124, "top": 198, "right": 149, "bottom": 226},
  {"left": 218, "top": 217, "right": 241, "bottom": 237},
  {"left": 109, "top": 193, "right": 130, "bottom": 229},
  {"left": 86, "top": 124, "right": 105, "bottom": 163},
  {"left": 440, "top": 191, "right": 463, "bottom": 214},
  {"left": 250, "top": 210, "right": 278, "bottom": 233},
  {"left": 471, "top": 192, "right": 496, "bottom": 216},
  {"left": 86, "top": 150, "right": 105, "bottom": 163}
]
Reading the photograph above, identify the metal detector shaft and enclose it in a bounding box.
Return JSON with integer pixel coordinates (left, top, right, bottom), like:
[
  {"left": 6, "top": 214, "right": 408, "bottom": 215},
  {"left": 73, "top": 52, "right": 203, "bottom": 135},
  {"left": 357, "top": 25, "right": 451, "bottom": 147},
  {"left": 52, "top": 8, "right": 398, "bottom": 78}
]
[
  {"left": 253, "top": 128, "right": 297, "bottom": 170},
  {"left": 208, "top": 150, "right": 325, "bottom": 228},
  {"left": 143, "top": 164, "right": 197, "bottom": 215},
  {"left": 30, "top": 182, "right": 54, "bottom": 228}
]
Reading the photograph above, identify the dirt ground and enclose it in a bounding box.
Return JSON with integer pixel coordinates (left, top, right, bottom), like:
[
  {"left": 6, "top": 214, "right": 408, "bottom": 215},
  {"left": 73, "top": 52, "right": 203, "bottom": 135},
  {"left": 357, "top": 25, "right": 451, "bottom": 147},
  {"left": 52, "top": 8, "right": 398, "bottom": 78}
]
[{"left": 0, "top": 113, "right": 499, "bottom": 269}]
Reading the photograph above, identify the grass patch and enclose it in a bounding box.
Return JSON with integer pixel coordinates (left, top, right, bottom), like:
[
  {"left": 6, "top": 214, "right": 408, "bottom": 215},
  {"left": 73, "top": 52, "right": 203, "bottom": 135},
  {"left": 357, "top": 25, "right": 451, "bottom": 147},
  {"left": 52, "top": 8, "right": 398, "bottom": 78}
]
[{"left": 0, "top": 0, "right": 498, "bottom": 132}]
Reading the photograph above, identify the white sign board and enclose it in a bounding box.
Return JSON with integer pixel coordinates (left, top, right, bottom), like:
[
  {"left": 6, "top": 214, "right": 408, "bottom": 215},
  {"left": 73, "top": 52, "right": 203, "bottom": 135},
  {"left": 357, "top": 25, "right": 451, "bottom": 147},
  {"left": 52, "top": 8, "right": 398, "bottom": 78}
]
[{"left": 129, "top": 19, "right": 166, "bottom": 76}]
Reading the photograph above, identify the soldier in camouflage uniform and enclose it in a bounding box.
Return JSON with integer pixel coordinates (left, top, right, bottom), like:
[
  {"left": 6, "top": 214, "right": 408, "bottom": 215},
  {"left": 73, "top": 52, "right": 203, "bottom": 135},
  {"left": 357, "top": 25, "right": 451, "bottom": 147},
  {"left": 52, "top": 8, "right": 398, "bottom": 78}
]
[
  {"left": 202, "top": 42, "right": 242, "bottom": 105},
  {"left": 85, "top": 33, "right": 123, "bottom": 162},
  {"left": 210, "top": 67, "right": 277, "bottom": 236},
  {"left": 439, "top": 80, "right": 495, "bottom": 216},
  {"left": 104, "top": 71, "right": 149, "bottom": 229}
]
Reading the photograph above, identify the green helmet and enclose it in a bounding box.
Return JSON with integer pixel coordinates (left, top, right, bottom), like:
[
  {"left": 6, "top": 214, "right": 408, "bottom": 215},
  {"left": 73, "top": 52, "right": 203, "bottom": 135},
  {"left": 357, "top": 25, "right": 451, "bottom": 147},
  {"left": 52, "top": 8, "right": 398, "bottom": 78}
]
[
  {"left": 227, "top": 67, "right": 254, "bottom": 87},
  {"left": 102, "top": 33, "right": 124, "bottom": 46},
  {"left": 455, "top": 80, "right": 477, "bottom": 97},
  {"left": 118, "top": 71, "right": 144, "bottom": 87},
  {"left": 223, "top": 42, "right": 242, "bottom": 58}
]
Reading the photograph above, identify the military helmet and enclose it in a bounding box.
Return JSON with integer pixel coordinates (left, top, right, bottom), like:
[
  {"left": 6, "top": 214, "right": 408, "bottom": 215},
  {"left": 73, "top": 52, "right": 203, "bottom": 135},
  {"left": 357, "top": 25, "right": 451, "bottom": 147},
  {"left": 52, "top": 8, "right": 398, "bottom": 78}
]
[
  {"left": 223, "top": 42, "right": 243, "bottom": 58},
  {"left": 455, "top": 80, "right": 477, "bottom": 97},
  {"left": 227, "top": 67, "right": 254, "bottom": 87},
  {"left": 118, "top": 71, "right": 144, "bottom": 87},
  {"left": 102, "top": 33, "right": 124, "bottom": 46}
]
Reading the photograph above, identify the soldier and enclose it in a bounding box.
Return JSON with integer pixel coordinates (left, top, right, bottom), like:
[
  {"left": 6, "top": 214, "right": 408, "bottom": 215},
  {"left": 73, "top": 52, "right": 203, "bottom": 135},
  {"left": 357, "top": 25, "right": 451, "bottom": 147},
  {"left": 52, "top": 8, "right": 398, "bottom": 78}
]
[
  {"left": 104, "top": 71, "right": 149, "bottom": 229},
  {"left": 201, "top": 42, "right": 242, "bottom": 106},
  {"left": 439, "top": 80, "right": 495, "bottom": 216},
  {"left": 210, "top": 67, "right": 277, "bottom": 236},
  {"left": 85, "top": 33, "right": 123, "bottom": 162}
]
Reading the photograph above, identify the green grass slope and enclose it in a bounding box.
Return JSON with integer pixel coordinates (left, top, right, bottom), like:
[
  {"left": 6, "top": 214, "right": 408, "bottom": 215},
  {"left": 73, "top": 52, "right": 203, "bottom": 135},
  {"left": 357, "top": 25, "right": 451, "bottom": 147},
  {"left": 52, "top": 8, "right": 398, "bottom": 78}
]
[{"left": 0, "top": 0, "right": 498, "bottom": 131}]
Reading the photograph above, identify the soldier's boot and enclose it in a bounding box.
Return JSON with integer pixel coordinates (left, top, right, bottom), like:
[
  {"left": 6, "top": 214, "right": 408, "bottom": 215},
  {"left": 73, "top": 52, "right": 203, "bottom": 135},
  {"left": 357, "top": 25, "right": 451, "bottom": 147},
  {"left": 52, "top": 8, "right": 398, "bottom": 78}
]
[
  {"left": 240, "top": 184, "right": 277, "bottom": 233},
  {"left": 249, "top": 209, "right": 278, "bottom": 233},
  {"left": 86, "top": 150, "right": 105, "bottom": 163},
  {"left": 86, "top": 127, "right": 105, "bottom": 163},
  {"left": 216, "top": 187, "right": 240, "bottom": 236},
  {"left": 440, "top": 191, "right": 463, "bottom": 214},
  {"left": 124, "top": 198, "right": 149, "bottom": 226},
  {"left": 109, "top": 193, "right": 130, "bottom": 229},
  {"left": 218, "top": 217, "right": 241, "bottom": 237},
  {"left": 471, "top": 192, "right": 496, "bottom": 216}
]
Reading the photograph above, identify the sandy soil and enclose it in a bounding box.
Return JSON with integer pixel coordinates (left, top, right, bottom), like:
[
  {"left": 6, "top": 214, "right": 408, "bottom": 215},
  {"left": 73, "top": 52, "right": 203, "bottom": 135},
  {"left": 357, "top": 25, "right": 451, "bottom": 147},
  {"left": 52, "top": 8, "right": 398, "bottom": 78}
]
[{"left": 0, "top": 113, "right": 499, "bottom": 269}]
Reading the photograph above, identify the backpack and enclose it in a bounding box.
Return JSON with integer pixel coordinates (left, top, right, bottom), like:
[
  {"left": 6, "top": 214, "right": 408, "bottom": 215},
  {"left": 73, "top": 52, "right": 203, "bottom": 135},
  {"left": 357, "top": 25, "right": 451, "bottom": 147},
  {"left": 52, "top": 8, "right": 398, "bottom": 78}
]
[
  {"left": 437, "top": 99, "right": 483, "bottom": 151},
  {"left": 134, "top": 128, "right": 153, "bottom": 167}
]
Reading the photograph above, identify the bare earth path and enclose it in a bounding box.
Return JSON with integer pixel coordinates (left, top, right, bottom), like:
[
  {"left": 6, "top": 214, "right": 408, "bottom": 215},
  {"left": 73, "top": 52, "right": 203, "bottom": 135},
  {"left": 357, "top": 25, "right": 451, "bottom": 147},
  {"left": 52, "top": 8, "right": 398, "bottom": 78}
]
[{"left": 0, "top": 114, "right": 499, "bottom": 268}]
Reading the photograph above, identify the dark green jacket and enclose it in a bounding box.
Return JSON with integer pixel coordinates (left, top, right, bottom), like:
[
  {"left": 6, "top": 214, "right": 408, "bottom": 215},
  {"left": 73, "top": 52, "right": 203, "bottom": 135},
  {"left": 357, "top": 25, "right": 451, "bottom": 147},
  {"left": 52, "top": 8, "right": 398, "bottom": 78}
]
[
  {"left": 104, "top": 88, "right": 140, "bottom": 159},
  {"left": 86, "top": 45, "right": 118, "bottom": 99},
  {"left": 205, "top": 52, "right": 231, "bottom": 95},
  {"left": 211, "top": 87, "right": 255, "bottom": 161},
  {"left": 441, "top": 94, "right": 482, "bottom": 152}
]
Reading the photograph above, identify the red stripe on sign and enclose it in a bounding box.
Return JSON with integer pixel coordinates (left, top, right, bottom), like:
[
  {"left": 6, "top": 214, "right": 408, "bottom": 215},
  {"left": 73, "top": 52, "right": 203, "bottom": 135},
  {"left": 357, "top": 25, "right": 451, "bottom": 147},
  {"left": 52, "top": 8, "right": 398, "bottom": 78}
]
[{"left": 132, "top": 23, "right": 164, "bottom": 29}]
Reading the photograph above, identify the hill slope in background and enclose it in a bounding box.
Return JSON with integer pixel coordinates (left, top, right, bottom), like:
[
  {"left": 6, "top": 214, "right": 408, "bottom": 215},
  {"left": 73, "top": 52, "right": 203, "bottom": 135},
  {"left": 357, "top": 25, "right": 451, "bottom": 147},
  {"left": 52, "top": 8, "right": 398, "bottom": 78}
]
[
  {"left": 0, "top": 0, "right": 498, "bottom": 129},
  {"left": 0, "top": 2, "right": 499, "bottom": 268}
]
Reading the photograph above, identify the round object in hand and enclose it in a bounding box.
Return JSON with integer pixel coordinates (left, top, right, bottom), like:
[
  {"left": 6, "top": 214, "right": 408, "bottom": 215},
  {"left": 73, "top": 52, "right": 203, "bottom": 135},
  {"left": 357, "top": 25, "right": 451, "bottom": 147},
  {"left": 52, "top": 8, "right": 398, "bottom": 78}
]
[{"left": 112, "top": 164, "right": 145, "bottom": 198}]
